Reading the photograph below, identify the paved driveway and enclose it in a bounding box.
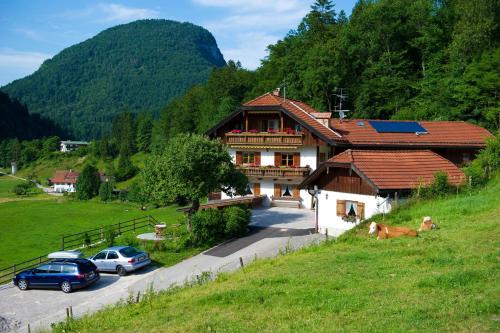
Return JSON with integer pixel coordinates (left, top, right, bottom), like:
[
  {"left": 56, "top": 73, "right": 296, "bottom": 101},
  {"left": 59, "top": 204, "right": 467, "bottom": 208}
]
[{"left": 0, "top": 207, "right": 326, "bottom": 333}]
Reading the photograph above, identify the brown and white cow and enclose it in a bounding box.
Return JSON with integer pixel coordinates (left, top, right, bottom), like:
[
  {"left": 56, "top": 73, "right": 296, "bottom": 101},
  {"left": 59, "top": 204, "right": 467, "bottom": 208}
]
[
  {"left": 418, "top": 216, "right": 438, "bottom": 232},
  {"left": 368, "top": 222, "right": 418, "bottom": 240}
]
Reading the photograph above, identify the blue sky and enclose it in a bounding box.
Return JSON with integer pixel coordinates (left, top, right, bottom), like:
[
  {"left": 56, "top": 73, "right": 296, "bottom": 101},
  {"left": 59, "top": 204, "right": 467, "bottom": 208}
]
[{"left": 0, "top": 0, "right": 357, "bottom": 86}]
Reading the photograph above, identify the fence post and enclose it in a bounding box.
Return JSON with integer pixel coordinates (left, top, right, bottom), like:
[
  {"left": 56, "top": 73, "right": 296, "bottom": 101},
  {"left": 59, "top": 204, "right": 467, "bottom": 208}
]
[
  {"left": 13, "top": 264, "right": 16, "bottom": 276},
  {"left": 118, "top": 222, "right": 121, "bottom": 235},
  {"left": 61, "top": 236, "right": 64, "bottom": 250},
  {"left": 133, "top": 218, "right": 136, "bottom": 233}
]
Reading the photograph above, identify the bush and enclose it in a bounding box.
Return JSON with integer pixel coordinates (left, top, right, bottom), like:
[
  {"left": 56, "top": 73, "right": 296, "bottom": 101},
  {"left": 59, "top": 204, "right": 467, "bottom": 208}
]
[
  {"left": 419, "top": 171, "right": 452, "bottom": 199},
  {"left": 104, "top": 227, "right": 118, "bottom": 247},
  {"left": 191, "top": 209, "right": 224, "bottom": 245},
  {"left": 119, "top": 190, "right": 128, "bottom": 202},
  {"left": 190, "top": 206, "right": 252, "bottom": 245},
  {"left": 12, "top": 181, "right": 35, "bottom": 196},
  {"left": 99, "top": 181, "right": 114, "bottom": 201},
  {"left": 464, "top": 134, "right": 500, "bottom": 186},
  {"left": 224, "top": 206, "right": 251, "bottom": 237}
]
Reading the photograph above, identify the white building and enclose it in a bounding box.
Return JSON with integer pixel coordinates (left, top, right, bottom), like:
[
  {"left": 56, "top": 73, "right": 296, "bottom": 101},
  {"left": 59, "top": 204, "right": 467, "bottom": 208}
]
[
  {"left": 60, "top": 141, "right": 89, "bottom": 153},
  {"left": 207, "top": 90, "right": 340, "bottom": 209},
  {"left": 300, "top": 150, "right": 465, "bottom": 233},
  {"left": 49, "top": 170, "right": 80, "bottom": 193}
]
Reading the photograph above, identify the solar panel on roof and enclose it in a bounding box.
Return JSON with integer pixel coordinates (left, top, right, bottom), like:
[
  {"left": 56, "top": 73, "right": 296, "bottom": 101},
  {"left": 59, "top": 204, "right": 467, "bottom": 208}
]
[{"left": 368, "top": 121, "right": 427, "bottom": 133}]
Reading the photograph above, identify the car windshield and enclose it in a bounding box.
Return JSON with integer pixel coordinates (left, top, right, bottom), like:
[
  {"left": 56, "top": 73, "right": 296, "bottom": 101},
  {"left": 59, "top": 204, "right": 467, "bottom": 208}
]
[{"left": 118, "top": 247, "right": 142, "bottom": 258}]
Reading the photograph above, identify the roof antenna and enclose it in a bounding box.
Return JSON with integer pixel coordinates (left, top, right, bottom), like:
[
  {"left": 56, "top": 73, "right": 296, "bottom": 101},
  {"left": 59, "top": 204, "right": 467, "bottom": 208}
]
[{"left": 332, "top": 87, "right": 350, "bottom": 121}]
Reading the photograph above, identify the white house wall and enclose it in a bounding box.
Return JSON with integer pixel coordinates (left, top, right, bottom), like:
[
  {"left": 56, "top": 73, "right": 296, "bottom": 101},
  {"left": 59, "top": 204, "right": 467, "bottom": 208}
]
[
  {"left": 54, "top": 183, "right": 76, "bottom": 193},
  {"left": 224, "top": 147, "right": 319, "bottom": 208},
  {"left": 317, "top": 190, "right": 392, "bottom": 233}
]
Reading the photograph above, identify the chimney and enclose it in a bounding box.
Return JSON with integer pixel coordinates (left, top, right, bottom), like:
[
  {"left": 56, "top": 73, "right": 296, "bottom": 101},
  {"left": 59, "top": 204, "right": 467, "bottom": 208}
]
[{"left": 272, "top": 87, "right": 281, "bottom": 96}]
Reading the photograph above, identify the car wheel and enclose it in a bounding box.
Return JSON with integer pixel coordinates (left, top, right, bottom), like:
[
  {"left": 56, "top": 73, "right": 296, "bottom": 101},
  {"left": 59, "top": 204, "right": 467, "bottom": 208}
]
[
  {"left": 61, "top": 281, "right": 72, "bottom": 293},
  {"left": 18, "top": 279, "right": 28, "bottom": 291},
  {"left": 116, "top": 266, "right": 127, "bottom": 276}
]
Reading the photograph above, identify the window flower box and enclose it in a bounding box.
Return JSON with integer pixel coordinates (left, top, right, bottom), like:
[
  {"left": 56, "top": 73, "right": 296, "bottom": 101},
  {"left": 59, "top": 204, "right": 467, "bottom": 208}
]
[
  {"left": 248, "top": 129, "right": 259, "bottom": 133},
  {"left": 231, "top": 129, "right": 242, "bottom": 133},
  {"left": 267, "top": 128, "right": 277, "bottom": 134}
]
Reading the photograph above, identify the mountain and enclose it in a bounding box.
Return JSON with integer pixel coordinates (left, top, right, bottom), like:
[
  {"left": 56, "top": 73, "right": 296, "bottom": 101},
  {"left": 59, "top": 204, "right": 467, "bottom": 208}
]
[
  {"left": 1, "top": 19, "right": 226, "bottom": 139},
  {"left": 0, "top": 91, "right": 64, "bottom": 141}
]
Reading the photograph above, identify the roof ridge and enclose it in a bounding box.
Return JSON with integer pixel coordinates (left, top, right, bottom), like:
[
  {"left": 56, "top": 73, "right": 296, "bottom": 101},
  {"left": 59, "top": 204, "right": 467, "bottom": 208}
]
[
  {"left": 243, "top": 92, "right": 281, "bottom": 106},
  {"left": 286, "top": 100, "right": 343, "bottom": 138}
]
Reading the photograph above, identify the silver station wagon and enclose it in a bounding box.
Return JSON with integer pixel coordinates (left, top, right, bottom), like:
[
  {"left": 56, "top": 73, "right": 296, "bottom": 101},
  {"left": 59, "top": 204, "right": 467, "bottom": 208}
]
[{"left": 89, "top": 246, "right": 151, "bottom": 276}]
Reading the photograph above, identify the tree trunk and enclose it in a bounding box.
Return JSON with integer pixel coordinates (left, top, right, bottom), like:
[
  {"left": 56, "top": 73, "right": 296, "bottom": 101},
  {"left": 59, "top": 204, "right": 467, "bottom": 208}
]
[{"left": 187, "top": 198, "right": 200, "bottom": 232}]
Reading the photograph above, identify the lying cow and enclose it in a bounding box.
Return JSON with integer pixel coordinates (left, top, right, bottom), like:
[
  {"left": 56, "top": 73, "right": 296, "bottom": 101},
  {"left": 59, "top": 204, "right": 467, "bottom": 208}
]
[
  {"left": 418, "top": 216, "right": 438, "bottom": 232},
  {"left": 368, "top": 222, "right": 418, "bottom": 240}
]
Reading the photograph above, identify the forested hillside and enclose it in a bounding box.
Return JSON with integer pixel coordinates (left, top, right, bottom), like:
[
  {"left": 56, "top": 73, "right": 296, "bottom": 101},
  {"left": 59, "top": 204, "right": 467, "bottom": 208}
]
[
  {"left": 0, "top": 91, "right": 64, "bottom": 141},
  {"left": 1, "top": 20, "right": 225, "bottom": 139},
  {"left": 155, "top": 0, "right": 499, "bottom": 142}
]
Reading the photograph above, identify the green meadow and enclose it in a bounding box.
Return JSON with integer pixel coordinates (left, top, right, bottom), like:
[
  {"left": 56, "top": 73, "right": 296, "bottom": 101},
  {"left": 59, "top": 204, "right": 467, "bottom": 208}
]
[
  {"left": 52, "top": 177, "right": 500, "bottom": 333},
  {"left": 0, "top": 175, "right": 185, "bottom": 269}
]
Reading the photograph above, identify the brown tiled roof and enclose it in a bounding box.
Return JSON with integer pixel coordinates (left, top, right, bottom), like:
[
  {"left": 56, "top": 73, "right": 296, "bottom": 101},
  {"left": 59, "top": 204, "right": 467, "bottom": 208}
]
[
  {"left": 327, "top": 150, "right": 465, "bottom": 190},
  {"left": 330, "top": 119, "right": 492, "bottom": 148},
  {"left": 244, "top": 93, "right": 345, "bottom": 143},
  {"left": 50, "top": 170, "right": 80, "bottom": 184}
]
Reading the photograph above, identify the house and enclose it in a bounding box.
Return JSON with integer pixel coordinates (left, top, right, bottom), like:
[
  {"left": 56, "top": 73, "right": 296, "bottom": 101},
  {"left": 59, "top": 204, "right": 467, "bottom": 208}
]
[
  {"left": 49, "top": 170, "right": 80, "bottom": 193},
  {"left": 299, "top": 150, "right": 465, "bottom": 233},
  {"left": 49, "top": 170, "right": 110, "bottom": 193},
  {"left": 206, "top": 89, "right": 492, "bottom": 208},
  {"left": 60, "top": 140, "right": 89, "bottom": 152}
]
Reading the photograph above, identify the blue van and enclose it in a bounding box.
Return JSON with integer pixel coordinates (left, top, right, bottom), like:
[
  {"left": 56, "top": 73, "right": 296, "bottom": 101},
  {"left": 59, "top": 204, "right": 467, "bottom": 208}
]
[{"left": 13, "top": 258, "right": 100, "bottom": 293}]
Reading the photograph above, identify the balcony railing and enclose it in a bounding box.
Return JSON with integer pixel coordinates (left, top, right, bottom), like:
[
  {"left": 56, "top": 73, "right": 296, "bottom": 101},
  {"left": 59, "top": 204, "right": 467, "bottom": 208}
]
[
  {"left": 236, "top": 166, "right": 311, "bottom": 179},
  {"left": 225, "top": 132, "right": 303, "bottom": 146}
]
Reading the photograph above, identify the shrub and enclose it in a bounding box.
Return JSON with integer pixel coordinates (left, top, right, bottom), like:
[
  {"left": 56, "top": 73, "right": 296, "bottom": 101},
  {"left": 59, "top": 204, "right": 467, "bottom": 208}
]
[
  {"left": 76, "top": 164, "right": 101, "bottom": 200},
  {"left": 464, "top": 134, "right": 500, "bottom": 186},
  {"left": 419, "top": 171, "right": 452, "bottom": 199},
  {"left": 119, "top": 190, "right": 129, "bottom": 202},
  {"left": 99, "top": 181, "right": 114, "bottom": 201},
  {"left": 12, "top": 181, "right": 35, "bottom": 196},
  {"left": 191, "top": 209, "right": 224, "bottom": 245},
  {"left": 224, "top": 206, "right": 251, "bottom": 237},
  {"left": 104, "top": 227, "right": 118, "bottom": 247}
]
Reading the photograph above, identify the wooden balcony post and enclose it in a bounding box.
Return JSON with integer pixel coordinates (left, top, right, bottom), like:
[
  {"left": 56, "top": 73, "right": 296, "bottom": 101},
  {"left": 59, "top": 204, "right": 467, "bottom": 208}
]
[{"left": 245, "top": 111, "right": 248, "bottom": 132}]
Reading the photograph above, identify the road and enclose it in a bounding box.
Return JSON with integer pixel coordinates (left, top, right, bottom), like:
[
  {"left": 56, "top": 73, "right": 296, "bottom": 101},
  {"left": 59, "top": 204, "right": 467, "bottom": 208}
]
[{"left": 0, "top": 207, "right": 340, "bottom": 333}]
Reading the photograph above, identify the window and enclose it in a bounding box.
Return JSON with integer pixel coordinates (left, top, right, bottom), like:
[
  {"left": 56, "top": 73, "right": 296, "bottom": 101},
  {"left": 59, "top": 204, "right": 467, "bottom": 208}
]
[
  {"left": 245, "top": 184, "right": 253, "bottom": 195},
  {"left": 107, "top": 251, "right": 119, "bottom": 260},
  {"left": 345, "top": 201, "right": 358, "bottom": 216},
  {"left": 242, "top": 152, "right": 255, "bottom": 164},
  {"left": 62, "top": 265, "right": 77, "bottom": 274},
  {"left": 34, "top": 265, "right": 51, "bottom": 274},
  {"left": 281, "top": 185, "right": 292, "bottom": 197},
  {"left": 281, "top": 153, "right": 294, "bottom": 166},
  {"left": 463, "top": 152, "right": 471, "bottom": 163},
  {"left": 268, "top": 119, "right": 279, "bottom": 131},
  {"left": 119, "top": 247, "right": 142, "bottom": 258},
  {"left": 94, "top": 251, "right": 107, "bottom": 260},
  {"left": 48, "top": 264, "right": 63, "bottom": 273}
]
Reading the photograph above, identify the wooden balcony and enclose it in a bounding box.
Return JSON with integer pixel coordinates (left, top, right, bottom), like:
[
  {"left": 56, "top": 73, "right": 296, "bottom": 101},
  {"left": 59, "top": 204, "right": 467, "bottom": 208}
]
[
  {"left": 236, "top": 166, "right": 311, "bottom": 180},
  {"left": 225, "top": 132, "right": 303, "bottom": 147}
]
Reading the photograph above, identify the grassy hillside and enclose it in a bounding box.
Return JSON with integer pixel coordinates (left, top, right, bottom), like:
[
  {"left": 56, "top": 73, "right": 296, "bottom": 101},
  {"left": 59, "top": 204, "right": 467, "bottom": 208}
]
[
  {"left": 2, "top": 19, "right": 226, "bottom": 139},
  {"left": 53, "top": 177, "right": 499, "bottom": 332},
  {"left": 13, "top": 152, "right": 147, "bottom": 188}
]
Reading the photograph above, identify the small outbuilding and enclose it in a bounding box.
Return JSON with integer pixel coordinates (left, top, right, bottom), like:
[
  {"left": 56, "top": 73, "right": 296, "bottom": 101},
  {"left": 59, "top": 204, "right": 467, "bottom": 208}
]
[{"left": 300, "top": 149, "right": 465, "bottom": 233}]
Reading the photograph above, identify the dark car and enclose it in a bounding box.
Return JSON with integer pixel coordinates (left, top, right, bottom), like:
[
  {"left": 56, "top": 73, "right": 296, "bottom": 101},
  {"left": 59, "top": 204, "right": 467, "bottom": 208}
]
[{"left": 13, "top": 258, "right": 100, "bottom": 293}]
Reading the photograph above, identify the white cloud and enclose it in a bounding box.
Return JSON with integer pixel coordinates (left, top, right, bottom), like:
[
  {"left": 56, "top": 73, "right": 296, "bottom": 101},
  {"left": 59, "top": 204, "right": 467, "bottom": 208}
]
[
  {"left": 221, "top": 32, "right": 279, "bottom": 69},
  {"left": 192, "top": 0, "right": 309, "bottom": 69},
  {"left": 97, "top": 3, "right": 160, "bottom": 22},
  {"left": 62, "top": 3, "right": 159, "bottom": 23},
  {"left": 0, "top": 49, "right": 52, "bottom": 86},
  {"left": 193, "top": 0, "right": 304, "bottom": 13}
]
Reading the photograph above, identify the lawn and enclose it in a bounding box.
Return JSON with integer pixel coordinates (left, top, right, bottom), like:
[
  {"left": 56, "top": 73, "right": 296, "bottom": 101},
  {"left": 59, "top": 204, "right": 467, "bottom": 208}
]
[
  {"left": 0, "top": 175, "right": 24, "bottom": 198},
  {"left": 0, "top": 194, "right": 185, "bottom": 268},
  {"left": 52, "top": 177, "right": 500, "bottom": 333}
]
